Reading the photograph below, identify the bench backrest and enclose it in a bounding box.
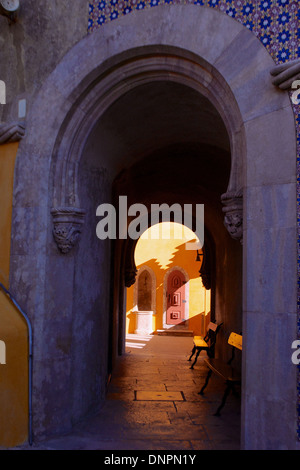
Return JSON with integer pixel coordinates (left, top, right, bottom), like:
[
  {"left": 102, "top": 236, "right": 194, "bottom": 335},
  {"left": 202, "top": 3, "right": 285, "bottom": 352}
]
[
  {"left": 228, "top": 332, "right": 242, "bottom": 350},
  {"left": 205, "top": 321, "right": 223, "bottom": 349},
  {"left": 207, "top": 321, "right": 218, "bottom": 332}
]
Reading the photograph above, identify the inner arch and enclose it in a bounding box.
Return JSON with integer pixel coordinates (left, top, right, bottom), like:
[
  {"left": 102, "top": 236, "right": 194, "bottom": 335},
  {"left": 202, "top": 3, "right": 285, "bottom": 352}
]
[{"left": 83, "top": 80, "right": 230, "bottom": 181}]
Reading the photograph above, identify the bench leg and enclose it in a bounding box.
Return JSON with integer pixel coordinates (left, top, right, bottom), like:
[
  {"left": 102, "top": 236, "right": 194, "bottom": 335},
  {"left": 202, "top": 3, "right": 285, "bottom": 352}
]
[
  {"left": 199, "top": 369, "right": 212, "bottom": 395},
  {"left": 188, "top": 345, "right": 196, "bottom": 362},
  {"left": 190, "top": 347, "right": 201, "bottom": 369},
  {"left": 214, "top": 381, "right": 233, "bottom": 416}
]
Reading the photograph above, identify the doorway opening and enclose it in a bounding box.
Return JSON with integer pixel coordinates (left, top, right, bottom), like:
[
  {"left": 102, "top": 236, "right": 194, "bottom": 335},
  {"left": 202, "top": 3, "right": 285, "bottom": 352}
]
[{"left": 126, "top": 222, "right": 211, "bottom": 339}]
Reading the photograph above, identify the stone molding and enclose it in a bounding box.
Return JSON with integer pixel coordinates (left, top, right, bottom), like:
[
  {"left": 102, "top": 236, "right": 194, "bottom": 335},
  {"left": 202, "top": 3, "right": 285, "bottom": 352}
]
[
  {"left": 221, "top": 189, "right": 243, "bottom": 244},
  {"left": 0, "top": 122, "right": 25, "bottom": 144},
  {"left": 51, "top": 207, "right": 86, "bottom": 254},
  {"left": 270, "top": 58, "right": 300, "bottom": 90}
]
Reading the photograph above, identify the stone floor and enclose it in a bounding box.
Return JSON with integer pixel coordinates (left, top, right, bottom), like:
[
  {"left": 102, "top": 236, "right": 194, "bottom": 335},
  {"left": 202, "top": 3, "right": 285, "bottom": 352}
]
[{"left": 17, "top": 334, "right": 241, "bottom": 451}]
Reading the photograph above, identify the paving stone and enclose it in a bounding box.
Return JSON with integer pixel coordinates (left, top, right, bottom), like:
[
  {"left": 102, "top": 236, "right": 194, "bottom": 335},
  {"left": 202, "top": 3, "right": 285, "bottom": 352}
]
[
  {"left": 135, "top": 391, "right": 184, "bottom": 401},
  {"left": 17, "top": 335, "right": 241, "bottom": 450}
]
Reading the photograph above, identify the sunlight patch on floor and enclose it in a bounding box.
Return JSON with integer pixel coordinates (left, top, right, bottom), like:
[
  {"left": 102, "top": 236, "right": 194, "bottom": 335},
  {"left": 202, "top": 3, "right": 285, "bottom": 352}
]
[{"left": 125, "top": 333, "right": 153, "bottom": 350}]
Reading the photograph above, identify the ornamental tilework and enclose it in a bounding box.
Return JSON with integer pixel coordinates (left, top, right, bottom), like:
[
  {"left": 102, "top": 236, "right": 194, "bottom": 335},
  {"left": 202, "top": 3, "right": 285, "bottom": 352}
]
[
  {"left": 88, "top": 0, "right": 299, "bottom": 65},
  {"left": 88, "top": 0, "right": 300, "bottom": 439}
]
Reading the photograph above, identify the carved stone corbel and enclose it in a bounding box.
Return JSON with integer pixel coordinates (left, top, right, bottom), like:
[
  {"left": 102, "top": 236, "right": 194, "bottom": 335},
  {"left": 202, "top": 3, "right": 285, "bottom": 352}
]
[
  {"left": 51, "top": 207, "right": 86, "bottom": 254},
  {"left": 221, "top": 189, "right": 243, "bottom": 244},
  {"left": 0, "top": 121, "right": 25, "bottom": 144},
  {"left": 270, "top": 58, "right": 300, "bottom": 90}
]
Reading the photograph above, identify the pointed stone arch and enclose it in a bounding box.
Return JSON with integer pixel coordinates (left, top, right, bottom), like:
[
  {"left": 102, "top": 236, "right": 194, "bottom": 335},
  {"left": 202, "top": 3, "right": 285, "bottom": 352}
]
[{"left": 10, "top": 5, "right": 297, "bottom": 448}]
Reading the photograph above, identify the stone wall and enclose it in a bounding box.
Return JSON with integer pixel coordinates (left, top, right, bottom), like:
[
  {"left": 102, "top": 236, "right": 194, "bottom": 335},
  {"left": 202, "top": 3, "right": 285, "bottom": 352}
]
[
  {"left": 0, "top": 0, "right": 89, "bottom": 122},
  {"left": 0, "top": 0, "right": 299, "bottom": 449}
]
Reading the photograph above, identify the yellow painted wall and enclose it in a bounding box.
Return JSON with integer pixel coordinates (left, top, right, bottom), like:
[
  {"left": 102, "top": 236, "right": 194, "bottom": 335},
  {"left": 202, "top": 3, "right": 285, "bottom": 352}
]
[
  {"left": 0, "top": 143, "right": 18, "bottom": 287},
  {"left": 0, "top": 143, "right": 29, "bottom": 448},
  {"left": 126, "top": 223, "right": 210, "bottom": 336}
]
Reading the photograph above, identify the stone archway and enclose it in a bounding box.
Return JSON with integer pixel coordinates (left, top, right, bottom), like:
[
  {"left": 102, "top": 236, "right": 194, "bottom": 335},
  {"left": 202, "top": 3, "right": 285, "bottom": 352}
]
[{"left": 10, "top": 5, "right": 297, "bottom": 449}]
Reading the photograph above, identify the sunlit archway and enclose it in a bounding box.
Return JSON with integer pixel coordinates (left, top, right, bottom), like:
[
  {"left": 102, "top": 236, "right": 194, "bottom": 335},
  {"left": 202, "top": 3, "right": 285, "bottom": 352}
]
[{"left": 126, "top": 222, "right": 211, "bottom": 338}]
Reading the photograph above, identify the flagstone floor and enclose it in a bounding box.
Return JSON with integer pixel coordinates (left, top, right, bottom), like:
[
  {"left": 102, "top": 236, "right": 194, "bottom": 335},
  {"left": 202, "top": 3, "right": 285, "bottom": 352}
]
[{"left": 17, "top": 334, "right": 241, "bottom": 450}]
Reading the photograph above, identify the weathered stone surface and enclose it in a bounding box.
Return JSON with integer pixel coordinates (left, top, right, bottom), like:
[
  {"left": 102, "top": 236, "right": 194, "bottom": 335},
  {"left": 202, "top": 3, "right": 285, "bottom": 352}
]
[
  {"left": 0, "top": 0, "right": 89, "bottom": 122},
  {"left": 242, "top": 310, "right": 298, "bottom": 449},
  {"left": 4, "top": 4, "right": 298, "bottom": 450},
  {"left": 214, "top": 27, "right": 287, "bottom": 122},
  {"left": 244, "top": 106, "right": 296, "bottom": 187}
]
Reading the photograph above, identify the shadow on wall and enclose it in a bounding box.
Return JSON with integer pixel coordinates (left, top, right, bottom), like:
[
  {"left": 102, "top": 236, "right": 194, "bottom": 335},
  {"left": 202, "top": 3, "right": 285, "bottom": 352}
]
[{"left": 126, "top": 233, "right": 210, "bottom": 335}]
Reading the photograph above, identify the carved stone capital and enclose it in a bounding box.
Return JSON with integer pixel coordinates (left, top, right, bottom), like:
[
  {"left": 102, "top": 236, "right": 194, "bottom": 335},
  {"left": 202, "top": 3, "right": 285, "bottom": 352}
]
[
  {"left": 221, "top": 189, "right": 243, "bottom": 244},
  {"left": 51, "top": 207, "right": 86, "bottom": 254},
  {"left": 270, "top": 58, "right": 300, "bottom": 90},
  {"left": 0, "top": 121, "right": 25, "bottom": 144}
]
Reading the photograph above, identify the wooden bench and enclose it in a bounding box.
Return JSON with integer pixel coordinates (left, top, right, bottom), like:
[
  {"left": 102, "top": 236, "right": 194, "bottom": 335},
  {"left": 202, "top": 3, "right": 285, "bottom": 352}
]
[
  {"left": 188, "top": 321, "right": 223, "bottom": 369},
  {"left": 199, "top": 332, "right": 242, "bottom": 416}
]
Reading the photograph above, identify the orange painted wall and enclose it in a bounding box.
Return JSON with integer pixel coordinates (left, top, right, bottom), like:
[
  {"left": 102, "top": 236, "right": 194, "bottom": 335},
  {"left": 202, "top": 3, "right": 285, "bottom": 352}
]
[
  {"left": 0, "top": 143, "right": 29, "bottom": 448},
  {"left": 126, "top": 223, "right": 210, "bottom": 335},
  {"left": 0, "top": 143, "right": 18, "bottom": 287}
]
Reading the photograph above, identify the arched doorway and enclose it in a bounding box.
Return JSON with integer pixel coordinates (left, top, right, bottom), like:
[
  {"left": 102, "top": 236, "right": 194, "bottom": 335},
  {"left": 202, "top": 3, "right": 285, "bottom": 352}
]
[
  {"left": 9, "top": 5, "right": 297, "bottom": 449},
  {"left": 165, "top": 269, "right": 188, "bottom": 326},
  {"left": 137, "top": 269, "right": 154, "bottom": 312},
  {"left": 126, "top": 222, "right": 209, "bottom": 337},
  {"left": 129, "top": 265, "right": 156, "bottom": 335}
]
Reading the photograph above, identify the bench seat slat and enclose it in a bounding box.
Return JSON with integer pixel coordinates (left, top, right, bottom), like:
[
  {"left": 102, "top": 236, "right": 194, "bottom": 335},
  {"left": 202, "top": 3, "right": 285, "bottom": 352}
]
[
  {"left": 193, "top": 337, "right": 208, "bottom": 348},
  {"left": 228, "top": 332, "right": 242, "bottom": 350},
  {"left": 204, "top": 358, "right": 241, "bottom": 383}
]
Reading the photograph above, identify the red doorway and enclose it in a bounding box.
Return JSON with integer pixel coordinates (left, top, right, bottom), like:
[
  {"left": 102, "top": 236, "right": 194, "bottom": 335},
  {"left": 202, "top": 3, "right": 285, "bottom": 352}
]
[{"left": 166, "top": 270, "right": 186, "bottom": 325}]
